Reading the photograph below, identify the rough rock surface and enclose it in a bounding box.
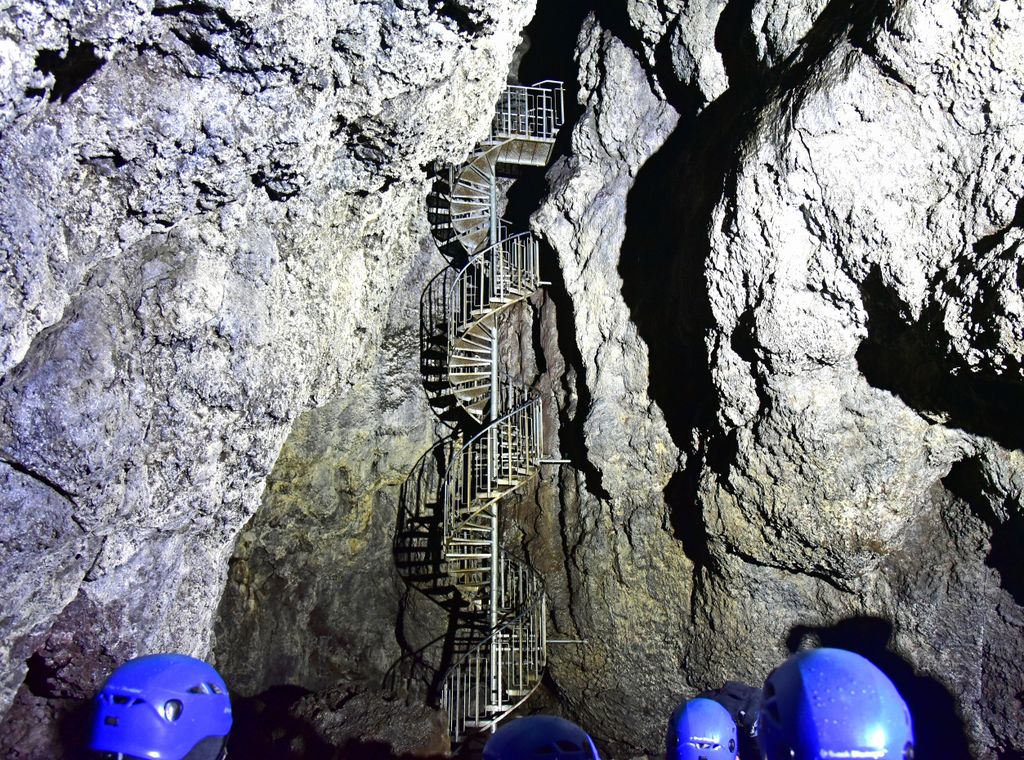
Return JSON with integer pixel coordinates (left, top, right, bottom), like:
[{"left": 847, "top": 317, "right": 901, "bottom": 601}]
[
  {"left": 528, "top": 14, "right": 700, "bottom": 754},
  {"left": 529, "top": 1, "right": 1024, "bottom": 757},
  {"left": 3, "top": 0, "right": 1023, "bottom": 757},
  {"left": 0, "top": 0, "right": 535, "bottom": 747},
  {"left": 227, "top": 684, "right": 449, "bottom": 759},
  {"left": 289, "top": 685, "right": 449, "bottom": 758},
  {"left": 213, "top": 241, "right": 444, "bottom": 697}
]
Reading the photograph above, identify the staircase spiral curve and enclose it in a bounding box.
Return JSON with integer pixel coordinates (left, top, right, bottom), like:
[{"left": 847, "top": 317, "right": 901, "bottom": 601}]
[{"left": 403, "top": 81, "right": 565, "bottom": 748}]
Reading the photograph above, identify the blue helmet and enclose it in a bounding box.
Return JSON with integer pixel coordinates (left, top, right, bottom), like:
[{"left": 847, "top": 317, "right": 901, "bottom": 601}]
[
  {"left": 666, "top": 697, "right": 738, "bottom": 760},
  {"left": 90, "top": 654, "right": 232, "bottom": 760},
  {"left": 759, "top": 648, "right": 914, "bottom": 760},
  {"left": 483, "top": 715, "right": 600, "bottom": 760}
]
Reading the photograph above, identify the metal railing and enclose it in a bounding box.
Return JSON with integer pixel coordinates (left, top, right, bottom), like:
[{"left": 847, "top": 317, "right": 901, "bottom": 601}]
[
  {"left": 492, "top": 81, "right": 565, "bottom": 142},
  {"left": 442, "top": 387, "right": 542, "bottom": 549},
  {"left": 446, "top": 231, "right": 541, "bottom": 345},
  {"left": 398, "top": 81, "right": 564, "bottom": 750},
  {"left": 441, "top": 555, "right": 547, "bottom": 744}
]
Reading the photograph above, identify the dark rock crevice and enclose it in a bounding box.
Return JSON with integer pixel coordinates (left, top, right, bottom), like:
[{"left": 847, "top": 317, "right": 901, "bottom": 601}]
[
  {"left": 857, "top": 266, "right": 1024, "bottom": 452},
  {"left": 429, "top": 0, "right": 486, "bottom": 36},
  {"left": 615, "top": 76, "right": 757, "bottom": 563},
  {"left": 152, "top": 1, "right": 244, "bottom": 29},
  {"left": 35, "top": 42, "right": 106, "bottom": 103},
  {"left": 651, "top": 17, "right": 708, "bottom": 116},
  {"left": 540, "top": 251, "right": 612, "bottom": 503},
  {"left": 0, "top": 454, "right": 80, "bottom": 507},
  {"left": 618, "top": 113, "right": 721, "bottom": 451},
  {"left": 663, "top": 464, "right": 712, "bottom": 582},
  {"left": 943, "top": 458, "right": 1024, "bottom": 607},
  {"left": 715, "top": 0, "right": 768, "bottom": 91}
]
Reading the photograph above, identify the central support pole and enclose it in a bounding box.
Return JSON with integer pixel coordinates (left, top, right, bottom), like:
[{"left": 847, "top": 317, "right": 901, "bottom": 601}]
[
  {"left": 487, "top": 161, "right": 501, "bottom": 710},
  {"left": 489, "top": 168, "right": 499, "bottom": 426}
]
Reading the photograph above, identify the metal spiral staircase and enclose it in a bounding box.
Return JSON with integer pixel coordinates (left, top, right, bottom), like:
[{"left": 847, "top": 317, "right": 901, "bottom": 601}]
[{"left": 400, "top": 81, "right": 565, "bottom": 749}]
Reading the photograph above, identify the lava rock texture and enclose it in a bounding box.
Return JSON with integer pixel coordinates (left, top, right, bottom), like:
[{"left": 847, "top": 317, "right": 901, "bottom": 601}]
[
  {"left": 1, "top": 0, "right": 1022, "bottom": 758},
  {"left": 530, "top": 1, "right": 1024, "bottom": 757},
  {"left": 0, "top": 0, "right": 532, "bottom": 755}
]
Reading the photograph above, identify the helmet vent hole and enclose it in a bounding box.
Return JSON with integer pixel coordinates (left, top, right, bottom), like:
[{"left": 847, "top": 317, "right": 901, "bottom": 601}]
[
  {"left": 208, "top": 682, "right": 223, "bottom": 694},
  {"left": 112, "top": 695, "right": 131, "bottom": 705},
  {"left": 103, "top": 716, "right": 118, "bottom": 726},
  {"left": 164, "top": 699, "right": 183, "bottom": 721},
  {"left": 188, "top": 684, "right": 208, "bottom": 694}
]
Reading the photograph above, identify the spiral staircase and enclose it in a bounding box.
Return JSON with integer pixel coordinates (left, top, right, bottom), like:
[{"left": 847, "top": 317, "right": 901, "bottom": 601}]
[{"left": 400, "top": 81, "right": 565, "bottom": 749}]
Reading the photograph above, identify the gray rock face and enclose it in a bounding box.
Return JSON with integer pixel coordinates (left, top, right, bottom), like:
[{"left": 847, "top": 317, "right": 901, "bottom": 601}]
[
  {"left": 531, "top": 16, "right": 693, "bottom": 754},
  {"left": 2, "top": 0, "right": 1023, "bottom": 757},
  {"left": 213, "top": 240, "right": 442, "bottom": 696},
  {"left": 529, "top": 1, "right": 1024, "bottom": 757},
  {"left": 698, "top": 0, "right": 1023, "bottom": 592},
  {"left": 0, "top": 0, "right": 535, "bottom": 737}
]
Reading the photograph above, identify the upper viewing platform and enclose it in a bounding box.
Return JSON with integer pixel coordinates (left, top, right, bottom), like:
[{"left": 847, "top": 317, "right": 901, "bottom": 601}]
[{"left": 485, "top": 80, "right": 565, "bottom": 168}]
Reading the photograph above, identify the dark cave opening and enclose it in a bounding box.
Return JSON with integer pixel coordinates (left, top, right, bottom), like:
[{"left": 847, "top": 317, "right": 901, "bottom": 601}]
[
  {"left": 500, "top": 0, "right": 589, "bottom": 225},
  {"left": 225, "top": 686, "right": 450, "bottom": 760},
  {"left": 227, "top": 685, "right": 323, "bottom": 759},
  {"left": 0, "top": 687, "right": 92, "bottom": 760},
  {"left": 786, "top": 617, "right": 971, "bottom": 758}
]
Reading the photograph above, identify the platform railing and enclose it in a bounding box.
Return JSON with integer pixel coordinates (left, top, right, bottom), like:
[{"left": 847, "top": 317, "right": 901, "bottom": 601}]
[{"left": 492, "top": 81, "right": 565, "bottom": 142}]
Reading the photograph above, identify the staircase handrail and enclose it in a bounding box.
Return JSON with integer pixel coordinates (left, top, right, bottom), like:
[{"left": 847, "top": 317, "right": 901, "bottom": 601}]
[
  {"left": 445, "top": 230, "right": 541, "bottom": 344},
  {"left": 442, "top": 389, "right": 541, "bottom": 546},
  {"left": 442, "top": 557, "right": 545, "bottom": 669},
  {"left": 441, "top": 555, "right": 547, "bottom": 743}
]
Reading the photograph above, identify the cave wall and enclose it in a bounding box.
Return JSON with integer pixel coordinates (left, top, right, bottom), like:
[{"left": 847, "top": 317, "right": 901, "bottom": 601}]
[
  {"left": 1, "top": 0, "right": 1022, "bottom": 757},
  {"left": 212, "top": 238, "right": 444, "bottom": 698},
  {"left": 0, "top": 0, "right": 535, "bottom": 748},
  {"left": 528, "top": 1, "right": 1024, "bottom": 757}
]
